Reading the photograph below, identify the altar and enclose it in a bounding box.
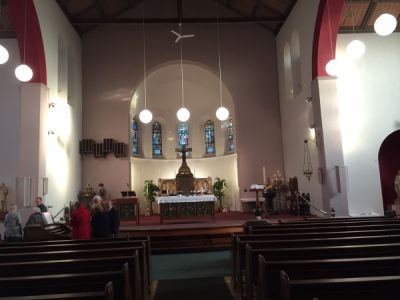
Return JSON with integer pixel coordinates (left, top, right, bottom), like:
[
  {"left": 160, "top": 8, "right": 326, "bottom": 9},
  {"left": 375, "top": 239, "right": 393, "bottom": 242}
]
[{"left": 156, "top": 194, "right": 216, "bottom": 223}]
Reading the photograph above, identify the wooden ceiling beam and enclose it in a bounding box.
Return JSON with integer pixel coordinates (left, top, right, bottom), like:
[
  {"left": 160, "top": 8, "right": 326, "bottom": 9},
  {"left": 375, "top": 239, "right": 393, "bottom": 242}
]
[
  {"left": 260, "top": 3, "right": 285, "bottom": 18},
  {"left": 275, "top": 0, "right": 297, "bottom": 35},
  {"left": 360, "top": 1, "right": 377, "bottom": 29},
  {"left": 95, "top": 0, "right": 107, "bottom": 18},
  {"left": 0, "top": 30, "right": 16, "bottom": 38},
  {"left": 251, "top": 0, "right": 263, "bottom": 17},
  {"left": 71, "top": 16, "right": 283, "bottom": 24}
]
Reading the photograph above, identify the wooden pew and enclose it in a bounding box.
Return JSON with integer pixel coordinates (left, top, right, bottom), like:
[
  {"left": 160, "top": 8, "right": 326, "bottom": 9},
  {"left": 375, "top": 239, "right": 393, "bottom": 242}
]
[
  {"left": 258, "top": 255, "right": 400, "bottom": 300},
  {"left": 0, "top": 236, "right": 152, "bottom": 290},
  {"left": 248, "top": 223, "right": 400, "bottom": 234},
  {"left": 232, "top": 230, "right": 400, "bottom": 292},
  {"left": 245, "top": 242, "right": 400, "bottom": 300},
  {"left": 0, "top": 252, "right": 142, "bottom": 300},
  {"left": 283, "top": 216, "right": 395, "bottom": 223},
  {"left": 0, "top": 282, "right": 113, "bottom": 300},
  {"left": 231, "top": 227, "right": 400, "bottom": 288},
  {"left": 0, "top": 265, "right": 129, "bottom": 300},
  {"left": 0, "top": 245, "right": 149, "bottom": 300},
  {"left": 280, "top": 271, "right": 400, "bottom": 300}
]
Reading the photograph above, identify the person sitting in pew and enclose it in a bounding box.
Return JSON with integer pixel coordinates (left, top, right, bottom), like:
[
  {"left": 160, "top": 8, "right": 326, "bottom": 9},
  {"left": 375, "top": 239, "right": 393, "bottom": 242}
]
[
  {"left": 25, "top": 207, "right": 46, "bottom": 226},
  {"left": 70, "top": 201, "right": 91, "bottom": 240}
]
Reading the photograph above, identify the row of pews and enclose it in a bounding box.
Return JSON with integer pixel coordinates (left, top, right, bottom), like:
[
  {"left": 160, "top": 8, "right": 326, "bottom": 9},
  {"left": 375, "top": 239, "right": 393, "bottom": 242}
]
[
  {"left": 232, "top": 216, "right": 400, "bottom": 300},
  {"left": 0, "top": 237, "right": 151, "bottom": 300}
]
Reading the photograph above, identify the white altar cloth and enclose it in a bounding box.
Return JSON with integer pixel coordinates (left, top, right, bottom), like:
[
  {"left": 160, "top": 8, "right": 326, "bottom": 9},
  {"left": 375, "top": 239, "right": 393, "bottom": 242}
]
[{"left": 156, "top": 194, "right": 216, "bottom": 204}]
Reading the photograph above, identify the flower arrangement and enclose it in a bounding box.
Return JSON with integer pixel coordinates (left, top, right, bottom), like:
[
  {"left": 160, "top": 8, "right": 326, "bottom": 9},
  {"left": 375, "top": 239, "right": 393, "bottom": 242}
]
[
  {"left": 143, "top": 180, "right": 160, "bottom": 215},
  {"left": 255, "top": 207, "right": 263, "bottom": 217},
  {"left": 213, "top": 177, "right": 227, "bottom": 211}
]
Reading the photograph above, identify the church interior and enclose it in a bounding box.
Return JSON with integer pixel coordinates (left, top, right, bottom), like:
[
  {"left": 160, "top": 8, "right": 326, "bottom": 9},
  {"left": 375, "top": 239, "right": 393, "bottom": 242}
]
[{"left": 0, "top": 0, "right": 400, "bottom": 299}]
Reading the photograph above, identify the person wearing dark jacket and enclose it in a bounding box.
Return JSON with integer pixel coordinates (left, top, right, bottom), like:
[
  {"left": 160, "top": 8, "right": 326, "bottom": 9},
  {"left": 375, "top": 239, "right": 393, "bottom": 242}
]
[
  {"left": 25, "top": 207, "right": 45, "bottom": 226},
  {"left": 105, "top": 199, "right": 120, "bottom": 238},
  {"left": 90, "top": 204, "right": 112, "bottom": 239}
]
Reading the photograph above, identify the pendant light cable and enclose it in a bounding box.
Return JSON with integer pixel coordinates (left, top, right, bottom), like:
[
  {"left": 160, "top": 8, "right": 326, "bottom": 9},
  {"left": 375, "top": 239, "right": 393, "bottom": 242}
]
[
  {"left": 142, "top": 2, "right": 147, "bottom": 109},
  {"left": 326, "top": 0, "right": 334, "bottom": 60},
  {"left": 179, "top": 20, "right": 185, "bottom": 107},
  {"left": 217, "top": 15, "right": 223, "bottom": 108},
  {"left": 23, "top": 0, "right": 27, "bottom": 63}
]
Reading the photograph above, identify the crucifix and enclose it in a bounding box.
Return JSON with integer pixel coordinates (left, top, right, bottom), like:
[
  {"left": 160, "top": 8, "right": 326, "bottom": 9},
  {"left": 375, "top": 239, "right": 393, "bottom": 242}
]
[
  {"left": 175, "top": 145, "right": 193, "bottom": 195},
  {"left": 175, "top": 145, "right": 192, "bottom": 175}
]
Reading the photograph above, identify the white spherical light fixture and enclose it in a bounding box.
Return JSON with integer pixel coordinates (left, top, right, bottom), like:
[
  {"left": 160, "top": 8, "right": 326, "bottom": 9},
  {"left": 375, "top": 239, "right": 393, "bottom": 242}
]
[
  {"left": 346, "top": 40, "right": 366, "bottom": 59},
  {"left": 177, "top": 107, "right": 190, "bottom": 122},
  {"left": 0, "top": 45, "right": 9, "bottom": 64},
  {"left": 325, "top": 59, "right": 340, "bottom": 76},
  {"left": 216, "top": 106, "right": 229, "bottom": 121},
  {"left": 15, "top": 64, "right": 33, "bottom": 82},
  {"left": 374, "top": 13, "right": 397, "bottom": 36},
  {"left": 139, "top": 109, "right": 153, "bottom": 124}
]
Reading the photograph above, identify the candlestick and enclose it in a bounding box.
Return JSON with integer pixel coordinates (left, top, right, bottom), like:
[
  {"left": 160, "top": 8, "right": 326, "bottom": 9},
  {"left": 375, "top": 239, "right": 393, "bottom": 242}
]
[{"left": 263, "top": 166, "right": 266, "bottom": 185}]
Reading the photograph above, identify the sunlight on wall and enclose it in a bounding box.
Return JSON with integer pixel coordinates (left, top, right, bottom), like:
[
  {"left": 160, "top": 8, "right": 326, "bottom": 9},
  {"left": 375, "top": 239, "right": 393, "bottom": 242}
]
[
  {"left": 336, "top": 53, "right": 365, "bottom": 155},
  {"left": 46, "top": 100, "right": 72, "bottom": 201}
]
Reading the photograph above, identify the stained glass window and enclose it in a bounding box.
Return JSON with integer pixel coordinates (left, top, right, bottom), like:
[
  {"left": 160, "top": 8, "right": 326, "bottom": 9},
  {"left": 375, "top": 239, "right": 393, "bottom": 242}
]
[
  {"left": 204, "top": 120, "right": 215, "bottom": 155},
  {"left": 131, "top": 118, "right": 139, "bottom": 155},
  {"left": 152, "top": 121, "right": 162, "bottom": 158},
  {"left": 177, "top": 122, "right": 189, "bottom": 157},
  {"left": 226, "top": 117, "right": 235, "bottom": 153}
]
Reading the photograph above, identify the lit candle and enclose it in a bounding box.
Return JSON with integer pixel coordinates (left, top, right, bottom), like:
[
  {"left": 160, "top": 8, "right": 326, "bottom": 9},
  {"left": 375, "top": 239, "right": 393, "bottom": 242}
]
[{"left": 262, "top": 166, "right": 266, "bottom": 185}]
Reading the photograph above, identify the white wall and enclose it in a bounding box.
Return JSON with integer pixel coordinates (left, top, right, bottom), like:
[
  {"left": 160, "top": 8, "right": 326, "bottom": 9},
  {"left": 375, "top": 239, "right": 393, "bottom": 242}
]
[
  {"left": 276, "top": 0, "right": 324, "bottom": 213},
  {"left": 336, "top": 33, "right": 400, "bottom": 215},
  {"left": 34, "top": 0, "right": 82, "bottom": 220},
  {"left": 82, "top": 7, "right": 283, "bottom": 205},
  {"left": 0, "top": 40, "right": 22, "bottom": 211}
]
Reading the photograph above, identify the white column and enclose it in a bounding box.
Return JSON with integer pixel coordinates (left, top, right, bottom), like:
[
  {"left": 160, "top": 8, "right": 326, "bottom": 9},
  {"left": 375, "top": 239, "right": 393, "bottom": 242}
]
[
  {"left": 311, "top": 77, "right": 349, "bottom": 216},
  {"left": 18, "top": 83, "right": 48, "bottom": 222}
]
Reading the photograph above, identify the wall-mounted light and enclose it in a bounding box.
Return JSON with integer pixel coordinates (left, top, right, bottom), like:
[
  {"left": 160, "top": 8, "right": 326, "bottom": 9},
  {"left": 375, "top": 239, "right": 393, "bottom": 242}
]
[
  {"left": 305, "top": 97, "right": 312, "bottom": 103},
  {"left": 308, "top": 124, "right": 316, "bottom": 129},
  {"left": 48, "top": 102, "right": 56, "bottom": 135}
]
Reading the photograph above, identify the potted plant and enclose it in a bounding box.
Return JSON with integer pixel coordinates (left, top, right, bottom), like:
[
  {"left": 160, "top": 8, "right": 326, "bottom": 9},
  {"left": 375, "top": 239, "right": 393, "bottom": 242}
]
[
  {"left": 143, "top": 180, "right": 160, "bottom": 215},
  {"left": 213, "top": 177, "right": 227, "bottom": 212},
  {"left": 255, "top": 207, "right": 263, "bottom": 220}
]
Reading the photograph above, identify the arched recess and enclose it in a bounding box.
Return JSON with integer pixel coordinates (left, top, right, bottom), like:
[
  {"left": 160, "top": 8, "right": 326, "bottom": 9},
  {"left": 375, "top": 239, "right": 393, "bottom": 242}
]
[
  {"left": 290, "top": 30, "right": 302, "bottom": 96},
  {"left": 312, "top": 0, "right": 345, "bottom": 79},
  {"left": 8, "top": 0, "right": 47, "bottom": 84},
  {"left": 378, "top": 130, "right": 400, "bottom": 210},
  {"left": 283, "top": 43, "right": 293, "bottom": 99},
  {"left": 129, "top": 61, "right": 235, "bottom": 159}
]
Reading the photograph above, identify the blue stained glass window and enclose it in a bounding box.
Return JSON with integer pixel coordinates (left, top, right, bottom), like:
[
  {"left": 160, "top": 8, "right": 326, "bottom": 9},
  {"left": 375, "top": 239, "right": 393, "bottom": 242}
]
[
  {"left": 177, "top": 122, "right": 189, "bottom": 157},
  {"left": 226, "top": 117, "right": 235, "bottom": 153},
  {"left": 131, "top": 118, "right": 139, "bottom": 155},
  {"left": 152, "top": 121, "right": 162, "bottom": 158},
  {"left": 204, "top": 120, "right": 216, "bottom": 155}
]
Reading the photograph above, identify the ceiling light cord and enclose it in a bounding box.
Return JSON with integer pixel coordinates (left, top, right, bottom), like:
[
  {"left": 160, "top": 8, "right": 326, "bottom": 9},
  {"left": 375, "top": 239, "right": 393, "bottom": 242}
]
[
  {"left": 217, "top": 18, "right": 223, "bottom": 108},
  {"left": 142, "top": 2, "right": 147, "bottom": 109},
  {"left": 327, "top": 0, "right": 334, "bottom": 60},
  {"left": 23, "top": 0, "right": 27, "bottom": 63},
  {"left": 350, "top": 0, "right": 355, "bottom": 34},
  {"left": 179, "top": 23, "right": 185, "bottom": 108}
]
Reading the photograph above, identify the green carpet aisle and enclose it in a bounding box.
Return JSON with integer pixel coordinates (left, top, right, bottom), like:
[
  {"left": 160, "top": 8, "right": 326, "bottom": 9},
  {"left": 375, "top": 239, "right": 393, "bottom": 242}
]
[
  {"left": 151, "top": 251, "right": 230, "bottom": 280},
  {"left": 151, "top": 251, "right": 235, "bottom": 299},
  {"left": 154, "top": 277, "right": 234, "bottom": 300}
]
